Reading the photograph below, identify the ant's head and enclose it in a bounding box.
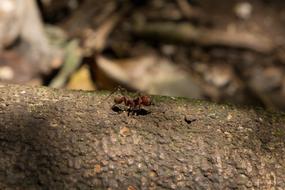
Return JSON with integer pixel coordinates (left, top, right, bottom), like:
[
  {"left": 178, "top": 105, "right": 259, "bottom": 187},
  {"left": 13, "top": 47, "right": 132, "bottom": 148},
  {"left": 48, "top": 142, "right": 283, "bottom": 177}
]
[{"left": 114, "top": 96, "right": 124, "bottom": 104}]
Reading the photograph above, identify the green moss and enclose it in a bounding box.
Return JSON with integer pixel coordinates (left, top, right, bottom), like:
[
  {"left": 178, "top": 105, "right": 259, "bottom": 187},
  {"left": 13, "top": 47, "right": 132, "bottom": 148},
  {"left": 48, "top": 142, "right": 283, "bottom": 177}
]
[
  {"left": 273, "top": 128, "right": 285, "bottom": 138},
  {"left": 151, "top": 95, "right": 202, "bottom": 105}
]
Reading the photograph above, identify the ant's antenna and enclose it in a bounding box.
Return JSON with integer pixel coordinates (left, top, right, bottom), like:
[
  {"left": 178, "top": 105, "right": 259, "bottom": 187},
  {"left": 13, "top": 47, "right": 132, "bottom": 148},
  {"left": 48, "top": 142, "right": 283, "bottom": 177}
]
[{"left": 103, "top": 85, "right": 127, "bottom": 101}]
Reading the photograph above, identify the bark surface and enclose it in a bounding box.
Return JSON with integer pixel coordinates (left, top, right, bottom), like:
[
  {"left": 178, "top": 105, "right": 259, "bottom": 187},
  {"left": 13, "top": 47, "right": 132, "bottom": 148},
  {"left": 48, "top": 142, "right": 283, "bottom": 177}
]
[{"left": 0, "top": 84, "right": 284, "bottom": 189}]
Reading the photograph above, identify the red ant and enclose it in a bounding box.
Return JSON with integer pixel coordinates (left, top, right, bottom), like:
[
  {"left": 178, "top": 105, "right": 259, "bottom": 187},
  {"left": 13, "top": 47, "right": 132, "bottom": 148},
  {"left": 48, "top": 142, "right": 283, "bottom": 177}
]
[
  {"left": 114, "top": 95, "right": 151, "bottom": 109},
  {"left": 113, "top": 95, "right": 152, "bottom": 115},
  {"left": 104, "top": 87, "right": 152, "bottom": 115}
]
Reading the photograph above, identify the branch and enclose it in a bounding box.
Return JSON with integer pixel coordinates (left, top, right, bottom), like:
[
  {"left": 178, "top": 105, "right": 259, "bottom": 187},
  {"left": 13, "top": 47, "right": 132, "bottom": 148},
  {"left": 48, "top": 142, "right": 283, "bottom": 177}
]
[
  {"left": 134, "top": 22, "right": 274, "bottom": 53},
  {"left": 0, "top": 84, "right": 284, "bottom": 189}
]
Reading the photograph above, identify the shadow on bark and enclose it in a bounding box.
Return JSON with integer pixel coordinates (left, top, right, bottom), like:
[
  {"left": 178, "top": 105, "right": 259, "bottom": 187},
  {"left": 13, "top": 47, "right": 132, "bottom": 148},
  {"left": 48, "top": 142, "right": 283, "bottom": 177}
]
[{"left": 0, "top": 102, "right": 93, "bottom": 189}]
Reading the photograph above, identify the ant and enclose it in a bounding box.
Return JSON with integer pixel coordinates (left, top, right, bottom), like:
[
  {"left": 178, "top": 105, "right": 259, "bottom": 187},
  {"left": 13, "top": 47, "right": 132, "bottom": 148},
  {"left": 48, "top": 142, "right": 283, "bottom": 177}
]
[
  {"left": 114, "top": 94, "right": 151, "bottom": 108},
  {"left": 105, "top": 87, "right": 152, "bottom": 115}
]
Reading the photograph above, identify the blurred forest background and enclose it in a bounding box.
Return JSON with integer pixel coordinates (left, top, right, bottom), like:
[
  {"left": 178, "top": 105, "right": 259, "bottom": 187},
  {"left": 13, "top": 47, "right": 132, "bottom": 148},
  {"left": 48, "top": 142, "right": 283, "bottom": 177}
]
[{"left": 1, "top": 0, "right": 285, "bottom": 110}]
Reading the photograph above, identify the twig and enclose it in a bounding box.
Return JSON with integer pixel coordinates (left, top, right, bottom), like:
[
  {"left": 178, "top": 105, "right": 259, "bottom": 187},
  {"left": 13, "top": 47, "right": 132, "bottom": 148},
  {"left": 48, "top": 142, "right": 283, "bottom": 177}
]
[{"left": 134, "top": 22, "right": 274, "bottom": 53}]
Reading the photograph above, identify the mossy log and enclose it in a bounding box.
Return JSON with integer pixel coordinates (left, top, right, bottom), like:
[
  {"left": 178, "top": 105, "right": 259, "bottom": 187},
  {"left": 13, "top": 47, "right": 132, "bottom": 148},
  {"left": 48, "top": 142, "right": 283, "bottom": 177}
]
[{"left": 0, "top": 84, "right": 284, "bottom": 189}]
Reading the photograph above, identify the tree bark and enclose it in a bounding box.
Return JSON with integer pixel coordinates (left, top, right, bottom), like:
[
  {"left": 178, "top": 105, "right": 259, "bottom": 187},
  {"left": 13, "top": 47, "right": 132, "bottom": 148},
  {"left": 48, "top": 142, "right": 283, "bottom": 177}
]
[{"left": 0, "top": 84, "right": 284, "bottom": 190}]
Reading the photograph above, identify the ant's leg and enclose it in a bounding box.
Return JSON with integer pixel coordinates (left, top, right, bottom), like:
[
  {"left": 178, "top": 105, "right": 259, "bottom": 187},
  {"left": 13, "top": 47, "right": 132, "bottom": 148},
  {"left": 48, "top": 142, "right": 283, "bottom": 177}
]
[
  {"left": 131, "top": 104, "right": 135, "bottom": 116},
  {"left": 130, "top": 104, "right": 137, "bottom": 116},
  {"left": 127, "top": 107, "right": 132, "bottom": 116}
]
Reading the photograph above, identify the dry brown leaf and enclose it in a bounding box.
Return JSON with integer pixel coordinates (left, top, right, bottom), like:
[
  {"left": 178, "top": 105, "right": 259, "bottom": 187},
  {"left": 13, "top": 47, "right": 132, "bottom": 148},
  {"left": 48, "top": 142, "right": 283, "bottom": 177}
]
[{"left": 95, "top": 54, "right": 202, "bottom": 98}]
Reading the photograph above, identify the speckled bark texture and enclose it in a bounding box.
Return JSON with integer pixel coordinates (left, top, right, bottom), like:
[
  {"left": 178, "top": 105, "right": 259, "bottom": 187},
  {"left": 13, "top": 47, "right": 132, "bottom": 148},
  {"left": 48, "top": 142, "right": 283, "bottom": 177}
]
[{"left": 0, "top": 84, "right": 284, "bottom": 190}]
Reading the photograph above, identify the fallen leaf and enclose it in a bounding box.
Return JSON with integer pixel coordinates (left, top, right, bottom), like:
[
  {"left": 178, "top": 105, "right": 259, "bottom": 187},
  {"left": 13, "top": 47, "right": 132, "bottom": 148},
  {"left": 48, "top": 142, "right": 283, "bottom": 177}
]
[
  {"left": 95, "top": 54, "right": 202, "bottom": 98},
  {"left": 66, "top": 65, "right": 95, "bottom": 90}
]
